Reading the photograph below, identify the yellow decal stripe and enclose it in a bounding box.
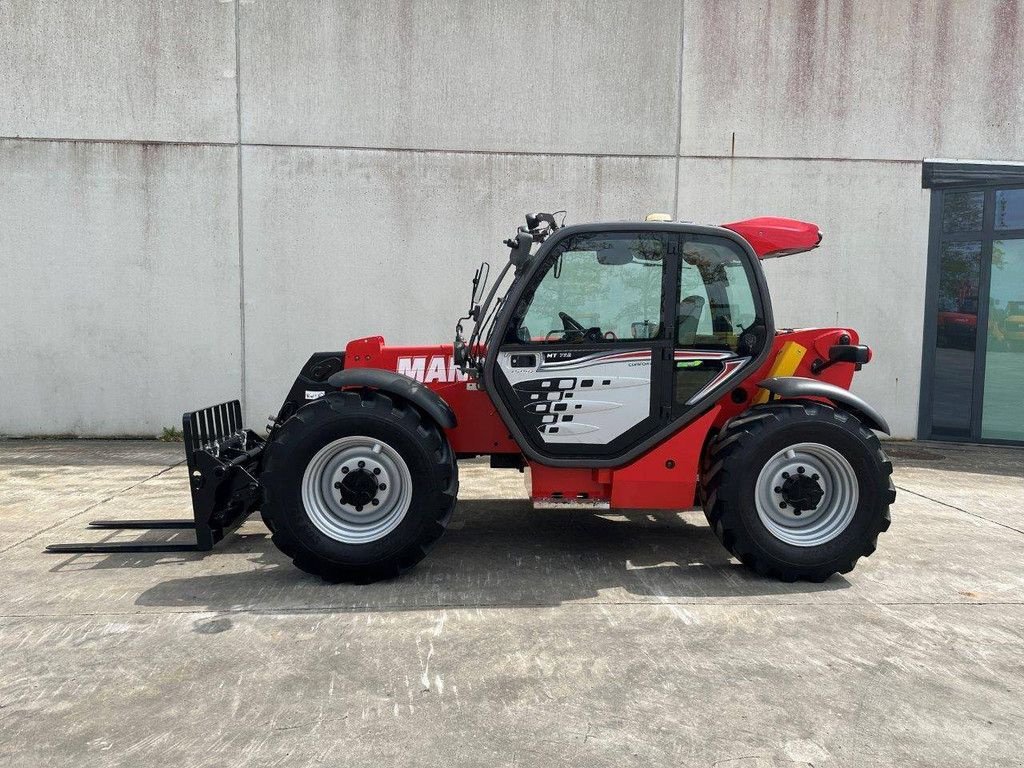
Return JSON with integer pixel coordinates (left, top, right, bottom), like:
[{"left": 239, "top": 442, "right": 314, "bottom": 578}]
[{"left": 753, "top": 341, "right": 808, "bottom": 404}]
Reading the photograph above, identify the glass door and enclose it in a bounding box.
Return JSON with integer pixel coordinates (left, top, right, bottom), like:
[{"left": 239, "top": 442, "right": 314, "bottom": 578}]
[{"left": 981, "top": 189, "right": 1024, "bottom": 440}]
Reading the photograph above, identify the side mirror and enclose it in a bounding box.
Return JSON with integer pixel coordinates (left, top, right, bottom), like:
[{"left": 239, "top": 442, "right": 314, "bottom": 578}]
[{"left": 471, "top": 262, "right": 490, "bottom": 305}]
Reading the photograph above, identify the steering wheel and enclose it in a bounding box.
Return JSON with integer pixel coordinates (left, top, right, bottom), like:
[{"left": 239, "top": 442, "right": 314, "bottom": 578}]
[
  {"left": 559, "top": 311, "right": 610, "bottom": 343},
  {"left": 558, "top": 311, "right": 586, "bottom": 333}
]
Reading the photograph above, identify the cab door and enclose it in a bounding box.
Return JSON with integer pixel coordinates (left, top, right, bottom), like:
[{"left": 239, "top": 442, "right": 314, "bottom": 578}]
[
  {"left": 669, "top": 233, "right": 769, "bottom": 416},
  {"left": 489, "top": 230, "right": 676, "bottom": 462}
]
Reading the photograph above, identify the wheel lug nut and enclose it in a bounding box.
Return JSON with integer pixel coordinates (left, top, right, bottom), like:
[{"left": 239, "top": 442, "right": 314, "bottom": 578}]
[
  {"left": 373, "top": 468, "right": 381, "bottom": 475},
  {"left": 812, "top": 473, "right": 819, "bottom": 481},
  {"left": 355, "top": 505, "right": 363, "bottom": 512},
  {"left": 358, "top": 460, "right": 365, "bottom": 468},
  {"left": 797, "top": 466, "right": 805, "bottom": 474},
  {"left": 341, "top": 466, "right": 349, "bottom": 474},
  {"left": 774, "top": 486, "right": 782, "bottom": 493},
  {"left": 378, "top": 483, "right": 387, "bottom": 491},
  {"left": 371, "top": 499, "right": 379, "bottom": 506},
  {"left": 779, "top": 502, "right": 788, "bottom": 509},
  {"left": 781, "top": 472, "right": 790, "bottom": 479},
  {"left": 334, "top": 481, "right": 342, "bottom": 489},
  {"left": 794, "top": 510, "right": 802, "bottom": 516}
]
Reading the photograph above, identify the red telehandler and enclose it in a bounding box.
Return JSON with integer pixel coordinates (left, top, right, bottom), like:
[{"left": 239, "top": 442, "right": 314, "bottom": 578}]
[{"left": 49, "top": 213, "right": 894, "bottom": 583}]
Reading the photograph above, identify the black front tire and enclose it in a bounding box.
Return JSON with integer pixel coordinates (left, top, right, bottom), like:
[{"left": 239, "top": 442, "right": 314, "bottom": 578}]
[
  {"left": 260, "top": 391, "right": 458, "bottom": 583},
  {"left": 701, "top": 401, "right": 894, "bottom": 582}
]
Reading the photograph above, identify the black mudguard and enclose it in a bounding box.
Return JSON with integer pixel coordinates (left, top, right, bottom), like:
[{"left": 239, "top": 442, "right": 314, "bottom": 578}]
[
  {"left": 274, "top": 352, "right": 346, "bottom": 424},
  {"left": 327, "top": 368, "right": 457, "bottom": 429},
  {"left": 758, "top": 376, "right": 891, "bottom": 435}
]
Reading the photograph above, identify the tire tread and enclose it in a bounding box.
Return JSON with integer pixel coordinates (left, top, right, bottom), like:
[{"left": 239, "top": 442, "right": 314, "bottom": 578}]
[
  {"left": 700, "top": 401, "right": 893, "bottom": 582},
  {"left": 261, "top": 391, "right": 458, "bottom": 583}
]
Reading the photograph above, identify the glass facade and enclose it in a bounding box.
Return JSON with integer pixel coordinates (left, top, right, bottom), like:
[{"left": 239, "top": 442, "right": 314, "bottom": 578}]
[
  {"left": 925, "top": 182, "right": 1024, "bottom": 444},
  {"left": 981, "top": 239, "right": 1024, "bottom": 440},
  {"left": 931, "top": 240, "right": 981, "bottom": 437}
]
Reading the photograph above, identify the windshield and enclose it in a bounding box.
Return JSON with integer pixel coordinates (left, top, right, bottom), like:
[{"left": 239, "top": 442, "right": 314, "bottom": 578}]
[{"left": 514, "top": 233, "right": 666, "bottom": 343}]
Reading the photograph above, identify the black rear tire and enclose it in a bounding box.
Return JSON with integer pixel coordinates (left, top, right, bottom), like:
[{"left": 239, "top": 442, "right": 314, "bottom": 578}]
[
  {"left": 260, "top": 390, "right": 458, "bottom": 583},
  {"left": 701, "top": 401, "right": 894, "bottom": 582}
]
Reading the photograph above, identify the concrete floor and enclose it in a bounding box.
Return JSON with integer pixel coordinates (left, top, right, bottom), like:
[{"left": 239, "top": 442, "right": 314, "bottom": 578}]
[{"left": 1, "top": 440, "right": 1022, "bottom": 767}]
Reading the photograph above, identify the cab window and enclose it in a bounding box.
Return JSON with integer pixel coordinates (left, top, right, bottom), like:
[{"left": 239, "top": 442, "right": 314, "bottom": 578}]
[
  {"left": 677, "top": 236, "right": 761, "bottom": 351},
  {"left": 513, "top": 232, "right": 666, "bottom": 344},
  {"left": 673, "top": 235, "right": 763, "bottom": 406}
]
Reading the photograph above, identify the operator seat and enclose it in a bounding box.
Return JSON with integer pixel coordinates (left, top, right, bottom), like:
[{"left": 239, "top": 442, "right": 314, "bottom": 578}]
[{"left": 677, "top": 295, "right": 705, "bottom": 346}]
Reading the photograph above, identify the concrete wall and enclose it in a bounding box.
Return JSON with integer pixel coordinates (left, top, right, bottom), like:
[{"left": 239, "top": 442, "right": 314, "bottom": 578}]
[
  {"left": 2, "top": 0, "right": 1022, "bottom": 438},
  {"left": 0, "top": 140, "right": 240, "bottom": 436}
]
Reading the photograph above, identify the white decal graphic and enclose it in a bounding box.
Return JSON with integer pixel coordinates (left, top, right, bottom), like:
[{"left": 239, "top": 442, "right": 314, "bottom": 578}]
[
  {"left": 499, "top": 350, "right": 654, "bottom": 445},
  {"left": 396, "top": 356, "right": 470, "bottom": 384},
  {"left": 500, "top": 349, "right": 750, "bottom": 445},
  {"left": 305, "top": 390, "right": 326, "bottom": 400}
]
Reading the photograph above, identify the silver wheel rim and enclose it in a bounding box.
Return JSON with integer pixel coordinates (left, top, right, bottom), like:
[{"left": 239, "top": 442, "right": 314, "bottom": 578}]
[
  {"left": 754, "top": 442, "right": 859, "bottom": 547},
  {"left": 301, "top": 436, "right": 413, "bottom": 544}
]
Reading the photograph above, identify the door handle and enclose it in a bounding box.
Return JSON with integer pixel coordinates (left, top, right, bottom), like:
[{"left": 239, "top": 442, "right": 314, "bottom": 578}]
[{"left": 510, "top": 354, "right": 537, "bottom": 368}]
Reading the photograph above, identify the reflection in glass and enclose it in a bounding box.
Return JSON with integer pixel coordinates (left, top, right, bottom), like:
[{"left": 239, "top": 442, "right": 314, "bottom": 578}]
[
  {"left": 942, "top": 190, "right": 984, "bottom": 233},
  {"left": 995, "top": 189, "right": 1024, "bottom": 230},
  {"left": 931, "top": 241, "right": 981, "bottom": 437},
  {"left": 981, "top": 239, "right": 1024, "bottom": 440}
]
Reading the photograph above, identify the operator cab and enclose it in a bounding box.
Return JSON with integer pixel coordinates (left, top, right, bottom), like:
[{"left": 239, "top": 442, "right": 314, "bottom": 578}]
[{"left": 480, "top": 217, "right": 775, "bottom": 465}]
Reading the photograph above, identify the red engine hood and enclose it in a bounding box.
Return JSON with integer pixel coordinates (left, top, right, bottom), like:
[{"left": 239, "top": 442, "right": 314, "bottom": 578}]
[{"left": 722, "top": 217, "right": 822, "bottom": 259}]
